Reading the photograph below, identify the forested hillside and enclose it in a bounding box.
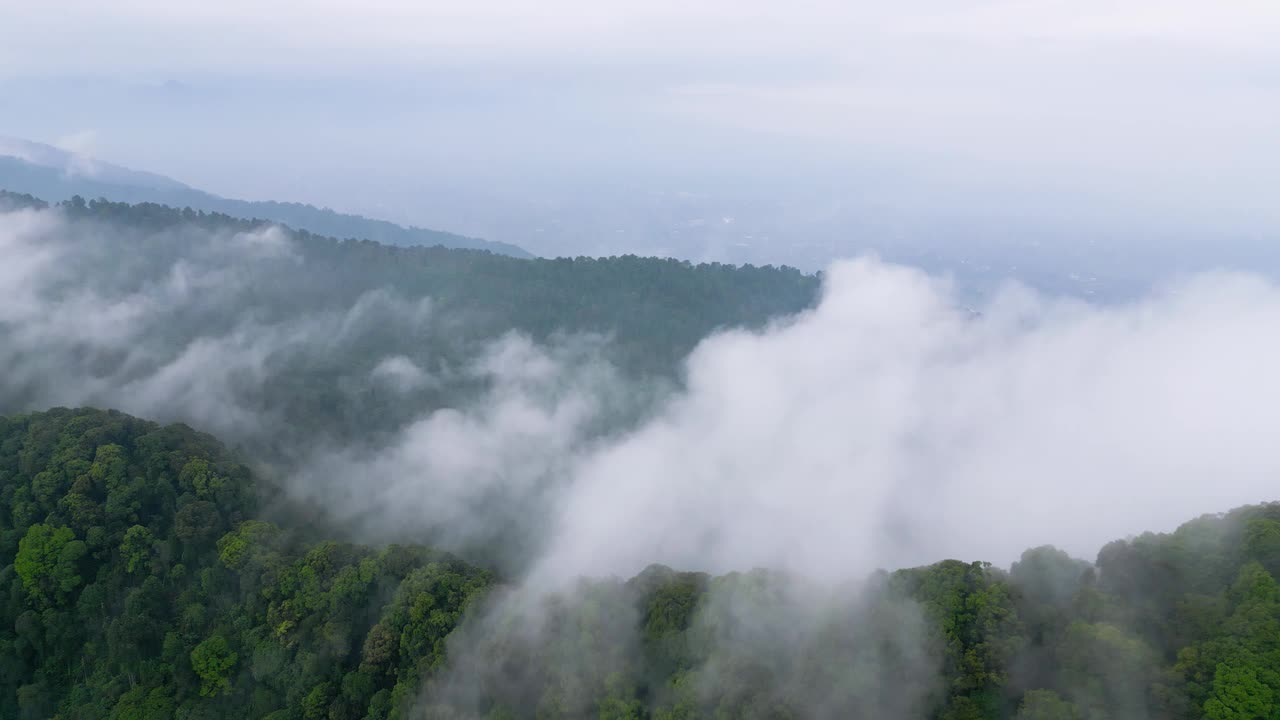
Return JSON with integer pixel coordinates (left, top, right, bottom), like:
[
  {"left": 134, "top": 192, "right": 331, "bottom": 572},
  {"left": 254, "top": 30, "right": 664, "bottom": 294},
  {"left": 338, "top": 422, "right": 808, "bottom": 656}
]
[
  {"left": 3, "top": 408, "right": 1280, "bottom": 719},
  {"left": 0, "top": 191, "right": 818, "bottom": 454}
]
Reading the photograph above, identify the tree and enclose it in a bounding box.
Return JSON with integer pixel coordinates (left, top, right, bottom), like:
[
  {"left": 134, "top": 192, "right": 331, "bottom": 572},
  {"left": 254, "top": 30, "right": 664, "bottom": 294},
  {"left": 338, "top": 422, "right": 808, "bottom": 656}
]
[
  {"left": 174, "top": 500, "right": 221, "bottom": 545},
  {"left": 1244, "top": 519, "right": 1280, "bottom": 579},
  {"left": 14, "top": 523, "right": 87, "bottom": 607},
  {"left": 108, "top": 685, "right": 175, "bottom": 720},
  {"left": 1016, "top": 690, "right": 1082, "bottom": 720},
  {"left": 119, "top": 525, "right": 156, "bottom": 574},
  {"left": 302, "top": 681, "right": 334, "bottom": 719},
  {"left": 190, "top": 635, "right": 238, "bottom": 697},
  {"left": 1204, "top": 663, "right": 1274, "bottom": 720}
]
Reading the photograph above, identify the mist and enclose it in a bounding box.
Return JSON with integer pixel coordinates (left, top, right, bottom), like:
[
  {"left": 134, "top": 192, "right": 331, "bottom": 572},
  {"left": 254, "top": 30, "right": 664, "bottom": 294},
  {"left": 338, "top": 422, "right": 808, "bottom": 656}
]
[
  {"left": 5, "top": 202, "right": 1280, "bottom": 582},
  {"left": 533, "top": 260, "right": 1280, "bottom": 580},
  {"left": 417, "top": 568, "right": 941, "bottom": 719},
  {"left": 298, "top": 256, "right": 1280, "bottom": 584}
]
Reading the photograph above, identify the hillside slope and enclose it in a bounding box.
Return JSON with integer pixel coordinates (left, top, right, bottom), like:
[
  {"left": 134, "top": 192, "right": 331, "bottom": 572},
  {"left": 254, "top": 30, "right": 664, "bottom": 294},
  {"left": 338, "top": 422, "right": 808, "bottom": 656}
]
[{"left": 0, "top": 192, "right": 818, "bottom": 451}]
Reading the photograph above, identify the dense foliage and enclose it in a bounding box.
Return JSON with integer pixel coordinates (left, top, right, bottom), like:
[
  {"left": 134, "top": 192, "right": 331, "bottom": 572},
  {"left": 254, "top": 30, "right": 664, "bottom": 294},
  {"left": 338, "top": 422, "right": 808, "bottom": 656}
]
[
  {"left": 4, "top": 408, "right": 1280, "bottom": 719},
  {"left": 0, "top": 408, "right": 491, "bottom": 720}
]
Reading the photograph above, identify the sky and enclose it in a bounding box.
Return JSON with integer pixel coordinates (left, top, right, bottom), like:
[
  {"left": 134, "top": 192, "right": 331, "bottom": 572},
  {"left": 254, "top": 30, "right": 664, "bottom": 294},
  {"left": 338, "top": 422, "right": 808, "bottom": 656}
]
[{"left": 3, "top": 1, "right": 1280, "bottom": 263}]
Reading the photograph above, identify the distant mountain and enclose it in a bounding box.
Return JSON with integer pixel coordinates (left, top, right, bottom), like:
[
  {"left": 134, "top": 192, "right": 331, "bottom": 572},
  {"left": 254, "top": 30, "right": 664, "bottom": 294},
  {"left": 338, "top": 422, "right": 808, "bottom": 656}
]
[{"left": 0, "top": 136, "right": 532, "bottom": 257}]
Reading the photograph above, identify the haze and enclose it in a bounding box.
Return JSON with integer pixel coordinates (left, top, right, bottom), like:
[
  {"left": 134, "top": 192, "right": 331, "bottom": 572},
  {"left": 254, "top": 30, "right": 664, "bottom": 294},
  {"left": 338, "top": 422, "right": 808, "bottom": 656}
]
[{"left": 4, "top": 1, "right": 1279, "bottom": 269}]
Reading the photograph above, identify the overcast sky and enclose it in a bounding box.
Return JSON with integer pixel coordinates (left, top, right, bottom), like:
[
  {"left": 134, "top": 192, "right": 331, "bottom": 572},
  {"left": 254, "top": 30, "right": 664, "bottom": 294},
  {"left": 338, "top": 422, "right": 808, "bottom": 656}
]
[{"left": 3, "top": 1, "right": 1279, "bottom": 254}]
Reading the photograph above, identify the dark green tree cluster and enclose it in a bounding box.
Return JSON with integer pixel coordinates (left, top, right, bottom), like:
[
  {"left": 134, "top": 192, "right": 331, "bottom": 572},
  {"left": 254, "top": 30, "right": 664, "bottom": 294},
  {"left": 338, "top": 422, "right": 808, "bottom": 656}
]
[{"left": 0, "top": 408, "right": 491, "bottom": 720}]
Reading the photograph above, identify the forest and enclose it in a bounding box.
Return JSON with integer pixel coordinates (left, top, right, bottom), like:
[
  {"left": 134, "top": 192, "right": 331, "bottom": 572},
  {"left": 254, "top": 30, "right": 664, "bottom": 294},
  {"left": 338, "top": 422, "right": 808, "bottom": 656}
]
[
  {"left": 3, "top": 192, "right": 1280, "bottom": 719},
  {"left": 4, "top": 408, "right": 1280, "bottom": 719},
  {"left": 0, "top": 191, "right": 817, "bottom": 460}
]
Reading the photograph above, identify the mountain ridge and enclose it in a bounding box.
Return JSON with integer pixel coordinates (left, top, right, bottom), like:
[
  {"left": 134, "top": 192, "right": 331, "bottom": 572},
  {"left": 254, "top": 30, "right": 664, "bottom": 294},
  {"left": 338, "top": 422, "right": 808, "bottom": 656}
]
[{"left": 0, "top": 136, "right": 532, "bottom": 257}]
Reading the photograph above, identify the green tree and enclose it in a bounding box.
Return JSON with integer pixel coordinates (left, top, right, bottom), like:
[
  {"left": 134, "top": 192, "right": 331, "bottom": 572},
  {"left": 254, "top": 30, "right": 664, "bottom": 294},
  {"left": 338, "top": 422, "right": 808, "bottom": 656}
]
[
  {"left": 1016, "top": 689, "right": 1082, "bottom": 720},
  {"left": 1244, "top": 519, "right": 1280, "bottom": 578},
  {"left": 1204, "top": 663, "right": 1274, "bottom": 720},
  {"left": 190, "top": 635, "right": 238, "bottom": 697},
  {"left": 302, "top": 681, "right": 334, "bottom": 719},
  {"left": 119, "top": 524, "right": 156, "bottom": 574},
  {"left": 14, "top": 523, "right": 87, "bottom": 607}
]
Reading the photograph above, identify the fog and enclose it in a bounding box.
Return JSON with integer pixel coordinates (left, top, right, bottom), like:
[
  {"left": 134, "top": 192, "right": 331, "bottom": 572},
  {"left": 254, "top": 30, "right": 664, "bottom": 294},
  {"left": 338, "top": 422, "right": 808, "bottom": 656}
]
[
  {"left": 5, "top": 203, "right": 1280, "bottom": 585},
  {"left": 536, "top": 260, "right": 1280, "bottom": 579},
  {"left": 418, "top": 569, "right": 941, "bottom": 719},
  {"left": 322, "top": 255, "right": 1280, "bottom": 583}
]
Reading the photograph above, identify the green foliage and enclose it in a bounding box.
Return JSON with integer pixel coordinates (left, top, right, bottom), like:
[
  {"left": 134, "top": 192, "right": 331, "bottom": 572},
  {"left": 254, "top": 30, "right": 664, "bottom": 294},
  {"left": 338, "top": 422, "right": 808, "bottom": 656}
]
[
  {"left": 14, "top": 523, "right": 86, "bottom": 607},
  {"left": 5, "top": 406, "right": 1280, "bottom": 720},
  {"left": 1015, "top": 689, "right": 1081, "bottom": 720},
  {"left": 120, "top": 524, "right": 156, "bottom": 574},
  {"left": 191, "top": 635, "right": 238, "bottom": 697},
  {"left": 215, "top": 520, "right": 279, "bottom": 571},
  {"left": 1203, "top": 664, "right": 1274, "bottom": 720},
  {"left": 0, "top": 408, "right": 488, "bottom": 719},
  {"left": 892, "top": 560, "right": 1023, "bottom": 716}
]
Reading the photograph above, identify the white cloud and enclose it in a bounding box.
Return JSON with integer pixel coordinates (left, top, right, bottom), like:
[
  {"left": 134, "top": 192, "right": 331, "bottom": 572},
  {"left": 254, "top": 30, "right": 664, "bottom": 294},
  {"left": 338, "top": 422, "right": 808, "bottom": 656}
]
[
  {"left": 528, "top": 258, "right": 1280, "bottom": 581},
  {"left": 372, "top": 355, "right": 435, "bottom": 393}
]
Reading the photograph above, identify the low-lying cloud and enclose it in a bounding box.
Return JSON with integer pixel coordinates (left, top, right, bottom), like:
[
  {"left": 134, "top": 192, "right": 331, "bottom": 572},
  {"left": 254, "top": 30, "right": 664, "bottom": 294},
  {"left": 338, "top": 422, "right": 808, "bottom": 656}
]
[
  {"left": 532, "top": 260, "right": 1280, "bottom": 580},
  {"left": 0, "top": 204, "right": 439, "bottom": 448},
  {"left": 4, "top": 203, "right": 1280, "bottom": 586},
  {"left": 281, "top": 237, "right": 1280, "bottom": 583}
]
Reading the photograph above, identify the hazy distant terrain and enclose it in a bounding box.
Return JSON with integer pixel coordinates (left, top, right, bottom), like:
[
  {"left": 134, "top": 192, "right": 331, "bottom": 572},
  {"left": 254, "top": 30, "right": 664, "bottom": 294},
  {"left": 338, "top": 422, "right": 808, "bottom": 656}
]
[
  {"left": 0, "top": 137, "right": 531, "bottom": 257},
  {"left": 9, "top": 135, "right": 1280, "bottom": 304}
]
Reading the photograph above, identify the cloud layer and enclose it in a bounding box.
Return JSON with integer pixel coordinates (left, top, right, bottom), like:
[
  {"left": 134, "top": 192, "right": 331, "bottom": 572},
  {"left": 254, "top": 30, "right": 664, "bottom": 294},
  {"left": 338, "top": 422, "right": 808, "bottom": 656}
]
[
  {"left": 5, "top": 204, "right": 1280, "bottom": 585},
  {"left": 532, "top": 260, "right": 1280, "bottom": 580}
]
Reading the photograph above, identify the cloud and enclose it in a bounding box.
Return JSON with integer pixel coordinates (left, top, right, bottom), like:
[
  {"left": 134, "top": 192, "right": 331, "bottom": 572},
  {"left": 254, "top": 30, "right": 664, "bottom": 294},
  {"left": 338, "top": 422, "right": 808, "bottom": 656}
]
[
  {"left": 260, "top": 246, "right": 1280, "bottom": 584},
  {"left": 54, "top": 130, "right": 102, "bottom": 177},
  {"left": 371, "top": 355, "right": 435, "bottom": 393},
  {"left": 0, "top": 205, "right": 428, "bottom": 447},
  {"left": 289, "top": 332, "right": 636, "bottom": 562},
  {"left": 530, "top": 259, "right": 1280, "bottom": 581}
]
